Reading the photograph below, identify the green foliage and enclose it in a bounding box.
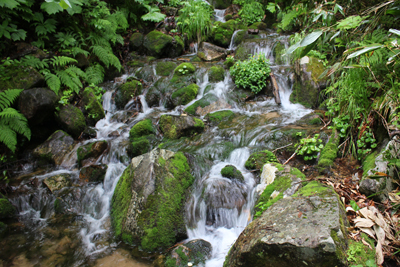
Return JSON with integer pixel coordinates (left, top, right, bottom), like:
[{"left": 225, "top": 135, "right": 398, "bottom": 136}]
[
  {"left": 239, "top": 2, "right": 264, "bottom": 25},
  {"left": 177, "top": 0, "right": 213, "bottom": 42},
  {"left": 347, "top": 235, "right": 377, "bottom": 267},
  {"left": 230, "top": 53, "right": 271, "bottom": 94},
  {"left": 0, "top": 89, "right": 31, "bottom": 153},
  {"left": 295, "top": 133, "right": 324, "bottom": 161},
  {"left": 356, "top": 128, "right": 377, "bottom": 160}
]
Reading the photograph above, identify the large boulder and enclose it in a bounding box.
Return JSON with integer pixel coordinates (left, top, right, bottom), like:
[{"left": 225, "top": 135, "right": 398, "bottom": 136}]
[
  {"left": 198, "top": 42, "right": 226, "bottom": 61},
  {"left": 114, "top": 80, "right": 143, "bottom": 109},
  {"left": 290, "top": 56, "right": 327, "bottom": 109},
  {"left": 208, "top": 66, "right": 225, "bottom": 82},
  {"left": 56, "top": 105, "right": 87, "bottom": 138},
  {"left": 0, "top": 66, "right": 44, "bottom": 91},
  {"left": 110, "top": 148, "right": 194, "bottom": 251},
  {"left": 18, "top": 87, "right": 58, "bottom": 126},
  {"left": 33, "top": 130, "right": 75, "bottom": 165},
  {"left": 224, "top": 181, "right": 349, "bottom": 267},
  {"left": 159, "top": 115, "right": 205, "bottom": 139},
  {"left": 129, "top": 32, "right": 144, "bottom": 51},
  {"left": 143, "top": 31, "right": 184, "bottom": 58},
  {"left": 211, "top": 20, "right": 241, "bottom": 48},
  {"left": 169, "top": 84, "right": 199, "bottom": 108},
  {"left": 81, "top": 87, "right": 105, "bottom": 126}
]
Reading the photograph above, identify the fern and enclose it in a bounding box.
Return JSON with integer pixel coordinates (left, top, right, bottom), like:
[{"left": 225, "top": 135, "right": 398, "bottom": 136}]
[
  {"left": 71, "top": 46, "right": 90, "bottom": 57},
  {"left": 44, "top": 72, "right": 61, "bottom": 95},
  {"left": 91, "top": 45, "right": 121, "bottom": 70},
  {"left": 51, "top": 56, "right": 78, "bottom": 68},
  {"left": 56, "top": 68, "right": 82, "bottom": 94},
  {"left": 20, "top": 56, "right": 49, "bottom": 70},
  {"left": 85, "top": 64, "right": 104, "bottom": 85},
  {"left": 0, "top": 89, "right": 31, "bottom": 152}
]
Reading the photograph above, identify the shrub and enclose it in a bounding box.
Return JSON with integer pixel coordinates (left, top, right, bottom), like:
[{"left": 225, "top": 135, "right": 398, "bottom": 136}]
[
  {"left": 239, "top": 2, "right": 265, "bottom": 25},
  {"left": 230, "top": 53, "right": 271, "bottom": 94}
]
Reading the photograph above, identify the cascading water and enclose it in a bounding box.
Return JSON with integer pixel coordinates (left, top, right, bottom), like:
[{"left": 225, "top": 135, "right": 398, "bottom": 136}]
[{"left": 214, "top": 9, "right": 226, "bottom": 22}]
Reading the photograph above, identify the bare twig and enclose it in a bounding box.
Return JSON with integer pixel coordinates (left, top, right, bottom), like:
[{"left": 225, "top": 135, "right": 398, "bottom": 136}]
[
  {"left": 320, "top": 120, "right": 331, "bottom": 131},
  {"left": 283, "top": 151, "right": 297, "bottom": 165},
  {"left": 272, "top": 143, "right": 293, "bottom": 153},
  {"left": 338, "top": 137, "right": 350, "bottom": 148}
]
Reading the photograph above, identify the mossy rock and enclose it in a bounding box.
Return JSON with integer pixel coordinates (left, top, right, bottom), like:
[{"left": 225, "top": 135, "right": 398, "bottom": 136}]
[
  {"left": 245, "top": 150, "right": 278, "bottom": 170},
  {"left": 272, "top": 41, "right": 287, "bottom": 65},
  {"left": 0, "top": 66, "right": 45, "bottom": 92},
  {"left": 115, "top": 80, "right": 143, "bottom": 109},
  {"left": 174, "top": 63, "right": 196, "bottom": 76},
  {"left": 0, "top": 198, "right": 16, "bottom": 219},
  {"left": 33, "top": 130, "right": 75, "bottom": 165},
  {"left": 156, "top": 61, "right": 177, "bottom": 76},
  {"left": 346, "top": 233, "right": 376, "bottom": 266},
  {"left": 79, "top": 164, "right": 108, "bottom": 183},
  {"left": 224, "top": 58, "right": 236, "bottom": 69},
  {"left": 110, "top": 148, "right": 194, "bottom": 251},
  {"left": 190, "top": 56, "right": 202, "bottom": 62},
  {"left": 221, "top": 165, "right": 244, "bottom": 181},
  {"left": 211, "top": 20, "right": 238, "bottom": 48},
  {"left": 129, "top": 32, "right": 144, "bottom": 51},
  {"left": 208, "top": 66, "right": 224, "bottom": 82},
  {"left": 126, "top": 60, "right": 145, "bottom": 68},
  {"left": 143, "top": 30, "right": 173, "bottom": 58},
  {"left": 159, "top": 115, "right": 204, "bottom": 140},
  {"left": 234, "top": 44, "right": 251, "bottom": 61},
  {"left": 77, "top": 140, "right": 108, "bottom": 167},
  {"left": 205, "top": 110, "right": 235, "bottom": 125},
  {"left": 82, "top": 87, "right": 105, "bottom": 126},
  {"left": 168, "top": 35, "right": 185, "bottom": 58},
  {"left": 56, "top": 105, "right": 86, "bottom": 139},
  {"left": 171, "top": 84, "right": 199, "bottom": 107},
  {"left": 129, "top": 119, "right": 155, "bottom": 141},
  {"left": 184, "top": 94, "right": 219, "bottom": 116},
  {"left": 317, "top": 129, "right": 340, "bottom": 172},
  {"left": 248, "top": 22, "right": 268, "bottom": 31},
  {"left": 128, "top": 135, "right": 153, "bottom": 158}
]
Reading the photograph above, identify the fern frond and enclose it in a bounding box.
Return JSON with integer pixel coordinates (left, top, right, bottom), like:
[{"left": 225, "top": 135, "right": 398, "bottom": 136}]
[
  {"left": 0, "top": 89, "right": 23, "bottom": 111},
  {"left": 0, "top": 108, "right": 30, "bottom": 140},
  {"left": 87, "top": 33, "right": 111, "bottom": 47},
  {"left": 91, "top": 45, "right": 121, "bottom": 71},
  {"left": 44, "top": 72, "right": 61, "bottom": 95},
  {"left": 56, "top": 69, "right": 82, "bottom": 94},
  {"left": 0, "top": 124, "right": 17, "bottom": 152},
  {"left": 51, "top": 56, "right": 78, "bottom": 68},
  {"left": 66, "top": 65, "right": 87, "bottom": 80},
  {"left": 71, "top": 47, "right": 90, "bottom": 57},
  {"left": 85, "top": 64, "right": 104, "bottom": 85},
  {"left": 20, "top": 55, "right": 49, "bottom": 70}
]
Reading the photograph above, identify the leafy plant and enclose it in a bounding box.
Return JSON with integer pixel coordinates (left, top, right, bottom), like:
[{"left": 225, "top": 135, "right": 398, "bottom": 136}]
[
  {"left": 0, "top": 89, "right": 31, "bottom": 153},
  {"left": 295, "top": 133, "right": 324, "bottom": 161},
  {"left": 230, "top": 53, "right": 271, "bottom": 94},
  {"left": 357, "top": 128, "right": 377, "bottom": 160},
  {"left": 239, "top": 1, "right": 264, "bottom": 25}
]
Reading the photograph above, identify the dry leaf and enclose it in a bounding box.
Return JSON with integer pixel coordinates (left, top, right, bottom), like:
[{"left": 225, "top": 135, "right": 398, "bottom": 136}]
[
  {"left": 358, "top": 207, "right": 373, "bottom": 219},
  {"left": 346, "top": 206, "right": 356, "bottom": 213},
  {"left": 298, "top": 212, "right": 302, "bottom": 218},
  {"left": 373, "top": 225, "right": 386, "bottom": 245},
  {"left": 376, "top": 240, "right": 384, "bottom": 265},
  {"left": 389, "top": 192, "right": 400, "bottom": 203},
  {"left": 354, "top": 218, "right": 375, "bottom": 228},
  {"left": 362, "top": 238, "right": 373, "bottom": 249},
  {"left": 359, "top": 227, "right": 376, "bottom": 239}
]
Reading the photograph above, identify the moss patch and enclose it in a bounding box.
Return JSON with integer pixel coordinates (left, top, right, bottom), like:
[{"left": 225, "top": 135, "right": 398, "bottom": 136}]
[
  {"left": 174, "top": 63, "right": 196, "bottom": 76},
  {"left": 143, "top": 30, "right": 173, "bottom": 58},
  {"left": 171, "top": 84, "right": 199, "bottom": 106},
  {"left": 82, "top": 87, "right": 105, "bottom": 126},
  {"left": 209, "top": 66, "right": 225, "bottom": 82},
  {"left": 128, "top": 136, "right": 152, "bottom": 158},
  {"left": 206, "top": 110, "right": 234, "bottom": 125},
  {"left": 346, "top": 233, "right": 376, "bottom": 266},
  {"left": 212, "top": 20, "right": 238, "bottom": 47},
  {"left": 115, "top": 80, "right": 143, "bottom": 109},
  {"left": 0, "top": 198, "right": 16, "bottom": 219},
  {"left": 156, "top": 61, "right": 177, "bottom": 76},
  {"left": 129, "top": 119, "right": 155, "bottom": 140},
  {"left": 245, "top": 150, "right": 278, "bottom": 170},
  {"left": 184, "top": 94, "right": 219, "bottom": 115},
  {"left": 317, "top": 129, "right": 340, "bottom": 172},
  {"left": 293, "top": 181, "right": 328, "bottom": 197},
  {"left": 221, "top": 165, "right": 244, "bottom": 181},
  {"left": 362, "top": 151, "right": 378, "bottom": 174}
]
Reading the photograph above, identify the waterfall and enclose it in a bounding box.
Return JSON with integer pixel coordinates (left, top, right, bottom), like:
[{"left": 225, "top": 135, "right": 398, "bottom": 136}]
[
  {"left": 214, "top": 9, "right": 226, "bottom": 22},
  {"left": 228, "top": 30, "right": 244, "bottom": 51}
]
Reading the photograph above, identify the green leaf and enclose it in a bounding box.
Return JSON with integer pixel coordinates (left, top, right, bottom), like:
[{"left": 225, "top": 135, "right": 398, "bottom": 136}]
[
  {"left": 41, "top": 1, "right": 63, "bottom": 14},
  {"left": 347, "top": 45, "right": 384, "bottom": 59},
  {"left": 0, "top": 0, "right": 21, "bottom": 9},
  {"left": 59, "top": 0, "right": 71, "bottom": 9},
  {"left": 336, "top": 16, "right": 364, "bottom": 30},
  {"left": 11, "top": 29, "right": 27, "bottom": 41},
  {"left": 300, "top": 31, "right": 324, "bottom": 47},
  {"left": 389, "top": 29, "right": 400, "bottom": 37}
]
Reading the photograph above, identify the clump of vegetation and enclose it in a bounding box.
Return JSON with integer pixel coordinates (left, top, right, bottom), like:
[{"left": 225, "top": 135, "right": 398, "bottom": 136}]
[
  {"left": 245, "top": 150, "right": 278, "bottom": 170},
  {"left": 295, "top": 133, "right": 324, "bottom": 161},
  {"left": 230, "top": 53, "right": 271, "bottom": 94},
  {"left": 221, "top": 165, "right": 244, "bottom": 181}
]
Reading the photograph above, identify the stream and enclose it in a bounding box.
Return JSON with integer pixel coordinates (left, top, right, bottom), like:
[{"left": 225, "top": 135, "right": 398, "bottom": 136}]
[{"left": 1, "top": 14, "right": 313, "bottom": 267}]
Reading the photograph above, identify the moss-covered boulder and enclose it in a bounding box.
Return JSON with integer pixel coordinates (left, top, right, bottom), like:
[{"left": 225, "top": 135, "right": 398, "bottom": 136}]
[
  {"left": 170, "top": 84, "right": 199, "bottom": 107},
  {"left": 43, "top": 173, "right": 72, "bottom": 193},
  {"left": 205, "top": 110, "right": 235, "bottom": 126},
  {"left": 56, "top": 105, "right": 86, "bottom": 139},
  {"left": 156, "top": 61, "right": 177, "bottom": 76},
  {"left": 184, "top": 94, "right": 220, "bottom": 116},
  {"left": 115, "top": 80, "right": 143, "bottom": 109},
  {"left": 209, "top": 0, "right": 232, "bottom": 9},
  {"left": 127, "top": 119, "right": 156, "bottom": 157},
  {"left": 174, "top": 63, "right": 196, "bottom": 76},
  {"left": 248, "top": 22, "right": 268, "bottom": 31},
  {"left": 33, "top": 130, "right": 75, "bottom": 165},
  {"left": 129, "top": 32, "right": 144, "bottom": 51},
  {"left": 317, "top": 129, "right": 340, "bottom": 172},
  {"left": 129, "top": 119, "right": 155, "bottom": 140},
  {"left": 221, "top": 165, "right": 244, "bottom": 181},
  {"left": 211, "top": 20, "right": 238, "bottom": 48},
  {"left": 82, "top": 87, "right": 105, "bottom": 126},
  {"left": 208, "top": 66, "right": 224, "bottom": 82},
  {"left": 77, "top": 140, "right": 108, "bottom": 167},
  {"left": 290, "top": 56, "right": 326, "bottom": 109},
  {"left": 18, "top": 87, "right": 58, "bottom": 126},
  {"left": 224, "top": 181, "right": 349, "bottom": 267},
  {"left": 155, "top": 239, "right": 212, "bottom": 267},
  {"left": 110, "top": 148, "right": 194, "bottom": 251},
  {"left": 0, "top": 66, "right": 45, "bottom": 92},
  {"left": 159, "top": 115, "right": 204, "bottom": 140},
  {"left": 245, "top": 150, "right": 278, "bottom": 170},
  {"left": 0, "top": 196, "right": 16, "bottom": 219},
  {"left": 143, "top": 31, "right": 184, "bottom": 58},
  {"left": 79, "top": 164, "right": 108, "bottom": 183}
]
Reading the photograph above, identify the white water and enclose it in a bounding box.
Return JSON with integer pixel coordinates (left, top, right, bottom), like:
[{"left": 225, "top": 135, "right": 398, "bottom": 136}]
[
  {"left": 228, "top": 30, "right": 244, "bottom": 51},
  {"left": 214, "top": 9, "right": 226, "bottom": 22}
]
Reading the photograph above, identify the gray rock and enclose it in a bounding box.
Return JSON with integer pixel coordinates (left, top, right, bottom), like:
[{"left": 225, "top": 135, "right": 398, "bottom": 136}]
[
  {"left": 224, "top": 182, "right": 348, "bottom": 267},
  {"left": 79, "top": 164, "right": 108, "bottom": 183},
  {"left": 56, "top": 105, "right": 87, "bottom": 138},
  {"left": 198, "top": 42, "right": 226, "bottom": 61},
  {"left": 159, "top": 115, "right": 205, "bottom": 139},
  {"left": 0, "top": 66, "right": 45, "bottom": 91},
  {"left": 33, "top": 130, "right": 75, "bottom": 165},
  {"left": 43, "top": 173, "right": 72, "bottom": 193},
  {"left": 18, "top": 87, "right": 58, "bottom": 125}
]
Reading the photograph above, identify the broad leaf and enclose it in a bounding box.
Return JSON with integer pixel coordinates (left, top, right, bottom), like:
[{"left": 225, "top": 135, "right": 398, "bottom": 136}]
[
  {"left": 0, "top": 0, "right": 21, "bottom": 9},
  {"left": 41, "top": 1, "right": 63, "bottom": 14},
  {"left": 389, "top": 28, "right": 400, "bottom": 37},
  {"left": 59, "top": 0, "right": 71, "bottom": 9},
  {"left": 336, "top": 15, "right": 363, "bottom": 30},
  {"left": 347, "top": 45, "right": 384, "bottom": 59},
  {"left": 299, "top": 31, "right": 324, "bottom": 47}
]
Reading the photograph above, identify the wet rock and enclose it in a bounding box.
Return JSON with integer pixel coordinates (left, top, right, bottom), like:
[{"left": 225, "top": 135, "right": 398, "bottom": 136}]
[
  {"left": 56, "top": 105, "right": 87, "bottom": 139},
  {"left": 94, "top": 248, "right": 149, "bottom": 267},
  {"left": 43, "top": 173, "right": 72, "bottom": 193},
  {"left": 212, "top": 20, "right": 242, "bottom": 48},
  {"left": 169, "top": 83, "right": 199, "bottom": 108},
  {"left": 110, "top": 148, "right": 194, "bottom": 251},
  {"left": 103, "top": 65, "right": 125, "bottom": 82},
  {"left": 248, "top": 28, "right": 259, "bottom": 34},
  {"left": 224, "top": 181, "right": 349, "bottom": 267},
  {"left": 143, "top": 30, "right": 184, "bottom": 58},
  {"left": 13, "top": 42, "right": 48, "bottom": 60},
  {"left": 224, "top": 4, "right": 240, "bottom": 18},
  {"left": 10, "top": 254, "right": 34, "bottom": 267},
  {"left": 185, "top": 94, "right": 225, "bottom": 116},
  {"left": 156, "top": 239, "right": 212, "bottom": 267},
  {"left": 198, "top": 42, "right": 226, "bottom": 61},
  {"left": 33, "top": 130, "right": 75, "bottom": 165},
  {"left": 290, "top": 56, "right": 327, "bottom": 108},
  {"left": 81, "top": 86, "right": 105, "bottom": 126},
  {"left": 0, "top": 222, "right": 7, "bottom": 238},
  {"left": 155, "top": 61, "right": 177, "bottom": 76},
  {"left": 79, "top": 164, "right": 108, "bottom": 183},
  {"left": 221, "top": 165, "right": 244, "bottom": 181},
  {"left": 129, "top": 119, "right": 155, "bottom": 140},
  {"left": 249, "top": 22, "right": 268, "bottom": 31},
  {"left": 82, "top": 126, "right": 97, "bottom": 139},
  {"left": 0, "top": 195, "right": 16, "bottom": 219},
  {"left": 129, "top": 32, "right": 144, "bottom": 51},
  {"left": 159, "top": 115, "right": 204, "bottom": 139},
  {"left": 208, "top": 65, "right": 224, "bottom": 82},
  {"left": 0, "top": 66, "right": 44, "bottom": 91},
  {"left": 244, "top": 150, "right": 278, "bottom": 171},
  {"left": 77, "top": 140, "right": 108, "bottom": 167},
  {"left": 108, "top": 131, "right": 120, "bottom": 137},
  {"left": 205, "top": 110, "right": 235, "bottom": 126},
  {"left": 18, "top": 87, "right": 58, "bottom": 126},
  {"left": 115, "top": 80, "right": 142, "bottom": 109}
]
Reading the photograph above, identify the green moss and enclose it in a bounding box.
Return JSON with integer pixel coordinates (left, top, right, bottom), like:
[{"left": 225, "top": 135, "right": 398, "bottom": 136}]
[
  {"left": 307, "top": 57, "right": 325, "bottom": 84},
  {"left": 212, "top": 20, "right": 238, "bottom": 47},
  {"left": 248, "top": 22, "right": 267, "bottom": 30},
  {"left": 143, "top": 30, "right": 174, "bottom": 58},
  {"left": 191, "top": 56, "right": 202, "bottom": 62},
  {"left": 193, "top": 118, "right": 204, "bottom": 129},
  {"left": 129, "top": 32, "right": 144, "bottom": 50},
  {"left": 362, "top": 151, "right": 378, "bottom": 174},
  {"left": 330, "top": 230, "right": 347, "bottom": 264},
  {"left": 128, "top": 136, "right": 151, "bottom": 158},
  {"left": 206, "top": 110, "right": 234, "bottom": 125},
  {"left": 82, "top": 87, "right": 105, "bottom": 126},
  {"left": 115, "top": 80, "right": 143, "bottom": 109},
  {"left": 221, "top": 165, "right": 244, "bottom": 181},
  {"left": 272, "top": 42, "right": 286, "bottom": 65},
  {"left": 245, "top": 150, "right": 278, "bottom": 170},
  {"left": 171, "top": 83, "right": 199, "bottom": 105},
  {"left": 0, "top": 198, "right": 16, "bottom": 219},
  {"left": 111, "top": 164, "right": 135, "bottom": 239},
  {"left": 293, "top": 181, "right": 328, "bottom": 197},
  {"left": 224, "top": 14, "right": 232, "bottom": 21},
  {"left": 185, "top": 94, "right": 219, "bottom": 115},
  {"left": 235, "top": 45, "right": 250, "bottom": 61},
  {"left": 77, "top": 140, "right": 108, "bottom": 166},
  {"left": 159, "top": 115, "right": 177, "bottom": 139},
  {"left": 346, "top": 234, "right": 376, "bottom": 266},
  {"left": 156, "top": 61, "right": 177, "bottom": 76},
  {"left": 139, "top": 152, "right": 194, "bottom": 251},
  {"left": 129, "top": 119, "right": 155, "bottom": 140},
  {"left": 209, "top": 66, "right": 225, "bottom": 82},
  {"left": 127, "top": 60, "right": 145, "bottom": 68},
  {"left": 317, "top": 130, "right": 340, "bottom": 172},
  {"left": 174, "top": 63, "right": 196, "bottom": 76},
  {"left": 57, "top": 105, "right": 87, "bottom": 138},
  {"left": 289, "top": 167, "right": 306, "bottom": 180}
]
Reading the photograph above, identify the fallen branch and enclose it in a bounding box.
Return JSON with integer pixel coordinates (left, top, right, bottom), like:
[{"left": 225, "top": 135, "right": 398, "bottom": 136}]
[
  {"left": 283, "top": 151, "right": 297, "bottom": 165},
  {"left": 272, "top": 143, "right": 293, "bottom": 153},
  {"left": 320, "top": 119, "right": 331, "bottom": 131}
]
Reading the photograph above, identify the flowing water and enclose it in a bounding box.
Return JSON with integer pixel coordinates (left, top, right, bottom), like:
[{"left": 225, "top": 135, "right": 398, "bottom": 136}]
[{"left": 2, "top": 26, "right": 312, "bottom": 267}]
